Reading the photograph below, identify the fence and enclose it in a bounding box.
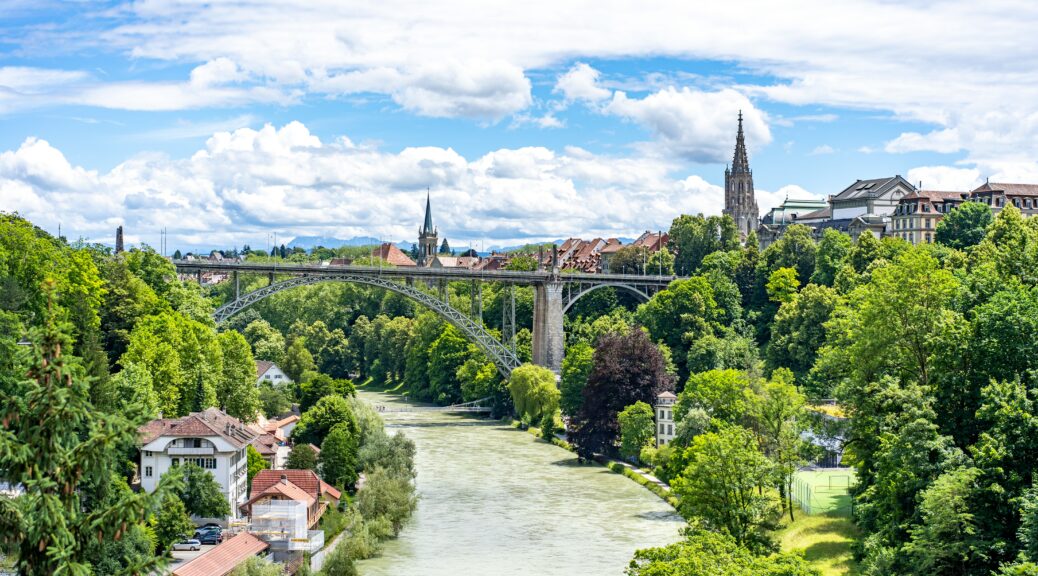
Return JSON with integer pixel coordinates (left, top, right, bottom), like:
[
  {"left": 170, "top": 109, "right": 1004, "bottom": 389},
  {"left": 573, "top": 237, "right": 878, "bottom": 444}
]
[{"left": 790, "top": 468, "right": 855, "bottom": 516}]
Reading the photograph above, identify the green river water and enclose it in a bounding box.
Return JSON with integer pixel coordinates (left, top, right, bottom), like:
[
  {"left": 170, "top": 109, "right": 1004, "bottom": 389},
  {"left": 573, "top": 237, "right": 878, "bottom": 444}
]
[{"left": 355, "top": 390, "right": 684, "bottom": 576}]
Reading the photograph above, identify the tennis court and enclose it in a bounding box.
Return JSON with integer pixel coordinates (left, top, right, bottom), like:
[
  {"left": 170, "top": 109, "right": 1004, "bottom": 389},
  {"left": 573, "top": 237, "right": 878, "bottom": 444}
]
[{"left": 790, "top": 468, "right": 856, "bottom": 516}]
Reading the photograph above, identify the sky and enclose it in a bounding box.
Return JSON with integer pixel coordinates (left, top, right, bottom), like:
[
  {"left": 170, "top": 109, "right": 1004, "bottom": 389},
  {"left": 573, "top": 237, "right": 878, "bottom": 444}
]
[{"left": 2, "top": 0, "right": 1037, "bottom": 252}]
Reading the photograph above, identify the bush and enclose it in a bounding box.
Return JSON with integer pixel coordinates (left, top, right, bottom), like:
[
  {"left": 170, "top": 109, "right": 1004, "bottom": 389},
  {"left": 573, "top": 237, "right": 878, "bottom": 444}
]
[{"left": 356, "top": 467, "right": 418, "bottom": 536}]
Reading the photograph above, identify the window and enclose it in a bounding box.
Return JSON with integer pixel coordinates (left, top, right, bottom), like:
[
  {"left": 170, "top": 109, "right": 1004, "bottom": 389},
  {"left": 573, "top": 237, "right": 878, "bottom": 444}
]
[
  {"left": 659, "top": 423, "right": 665, "bottom": 434},
  {"left": 923, "top": 203, "right": 930, "bottom": 212},
  {"left": 659, "top": 410, "right": 664, "bottom": 420},
  {"left": 193, "top": 438, "right": 202, "bottom": 448},
  {"left": 171, "top": 458, "right": 179, "bottom": 467},
  {"left": 667, "top": 424, "right": 673, "bottom": 435},
  {"left": 145, "top": 466, "right": 153, "bottom": 478},
  {"left": 144, "top": 450, "right": 152, "bottom": 457},
  {"left": 926, "top": 233, "right": 932, "bottom": 243},
  {"left": 275, "top": 374, "right": 283, "bottom": 380}
]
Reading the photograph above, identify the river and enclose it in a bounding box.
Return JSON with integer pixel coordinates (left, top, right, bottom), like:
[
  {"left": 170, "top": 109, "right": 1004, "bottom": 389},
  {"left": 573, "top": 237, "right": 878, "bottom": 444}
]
[{"left": 355, "top": 390, "right": 684, "bottom": 576}]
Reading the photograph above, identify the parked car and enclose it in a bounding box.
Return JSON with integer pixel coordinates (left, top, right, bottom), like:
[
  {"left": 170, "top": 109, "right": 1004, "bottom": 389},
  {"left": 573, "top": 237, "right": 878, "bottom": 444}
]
[
  {"left": 196, "top": 530, "right": 223, "bottom": 545},
  {"left": 196, "top": 522, "right": 221, "bottom": 530},
  {"left": 172, "top": 539, "right": 201, "bottom": 552}
]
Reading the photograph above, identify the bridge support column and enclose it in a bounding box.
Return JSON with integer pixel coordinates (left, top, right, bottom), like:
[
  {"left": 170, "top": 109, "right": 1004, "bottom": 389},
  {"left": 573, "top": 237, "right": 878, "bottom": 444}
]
[
  {"left": 532, "top": 281, "right": 564, "bottom": 373},
  {"left": 233, "top": 271, "right": 240, "bottom": 300}
]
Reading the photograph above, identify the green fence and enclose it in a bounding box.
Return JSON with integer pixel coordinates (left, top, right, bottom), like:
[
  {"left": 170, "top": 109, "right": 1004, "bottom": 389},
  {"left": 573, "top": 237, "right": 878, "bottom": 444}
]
[{"left": 790, "top": 468, "right": 855, "bottom": 516}]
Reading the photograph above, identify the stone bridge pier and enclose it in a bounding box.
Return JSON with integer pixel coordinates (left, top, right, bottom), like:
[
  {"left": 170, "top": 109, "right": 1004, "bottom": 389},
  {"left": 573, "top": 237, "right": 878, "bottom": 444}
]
[{"left": 532, "top": 281, "right": 565, "bottom": 373}]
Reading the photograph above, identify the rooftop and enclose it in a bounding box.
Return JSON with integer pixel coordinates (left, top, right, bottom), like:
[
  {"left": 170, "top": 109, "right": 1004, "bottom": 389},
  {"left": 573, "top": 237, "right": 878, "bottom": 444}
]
[
  {"left": 172, "top": 532, "right": 269, "bottom": 576},
  {"left": 139, "top": 407, "right": 257, "bottom": 449}
]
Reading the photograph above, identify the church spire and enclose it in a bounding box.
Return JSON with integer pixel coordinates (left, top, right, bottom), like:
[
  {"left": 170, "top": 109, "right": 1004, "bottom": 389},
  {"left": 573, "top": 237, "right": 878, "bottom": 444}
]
[
  {"left": 422, "top": 188, "right": 434, "bottom": 235},
  {"left": 731, "top": 110, "right": 750, "bottom": 173}
]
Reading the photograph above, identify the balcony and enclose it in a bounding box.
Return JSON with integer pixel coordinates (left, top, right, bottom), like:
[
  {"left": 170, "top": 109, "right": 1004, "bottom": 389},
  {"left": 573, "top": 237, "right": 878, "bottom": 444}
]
[
  {"left": 167, "top": 446, "right": 215, "bottom": 456},
  {"left": 286, "top": 530, "right": 325, "bottom": 553}
]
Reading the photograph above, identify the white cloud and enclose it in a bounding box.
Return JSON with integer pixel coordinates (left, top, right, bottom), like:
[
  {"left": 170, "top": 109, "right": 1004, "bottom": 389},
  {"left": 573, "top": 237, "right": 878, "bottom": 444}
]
[
  {"left": 755, "top": 184, "right": 824, "bottom": 216},
  {"left": 604, "top": 87, "right": 771, "bottom": 163},
  {"left": 554, "top": 63, "right": 611, "bottom": 103},
  {"left": 905, "top": 165, "right": 982, "bottom": 191},
  {"left": 885, "top": 128, "right": 962, "bottom": 154},
  {"left": 0, "top": 122, "right": 740, "bottom": 249},
  {"left": 809, "top": 144, "right": 835, "bottom": 155}
]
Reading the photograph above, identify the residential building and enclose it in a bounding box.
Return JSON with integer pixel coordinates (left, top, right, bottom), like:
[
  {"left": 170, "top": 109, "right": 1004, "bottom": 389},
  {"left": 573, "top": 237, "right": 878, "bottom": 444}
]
[
  {"left": 891, "top": 190, "right": 966, "bottom": 245},
  {"left": 758, "top": 197, "right": 828, "bottom": 247},
  {"left": 597, "top": 238, "right": 624, "bottom": 273},
  {"left": 138, "top": 407, "right": 257, "bottom": 522},
  {"left": 968, "top": 181, "right": 1038, "bottom": 216},
  {"left": 255, "top": 360, "right": 291, "bottom": 386},
  {"left": 243, "top": 470, "right": 341, "bottom": 529},
  {"left": 655, "top": 391, "right": 677, "bottom": 447},
  {"left": 370, "top": 242, "right": 417, "bottom": 267},
  {"left": 172, "top": 532, "right": 270, "bottom": 576},
  {"left": 723, "top": 112, "right": 759, "bottom": 237},
  {"left": 242, "top": 470, "right": 341, "bottom": 561}
]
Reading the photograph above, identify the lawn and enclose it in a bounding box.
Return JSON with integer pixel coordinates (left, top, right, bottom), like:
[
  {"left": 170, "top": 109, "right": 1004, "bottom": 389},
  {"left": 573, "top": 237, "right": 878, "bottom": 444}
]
[
  {"left": 791, "top": 468, "right": 856, "bottom": 516},
  {"left": 778, "top": 511, "right": 859, "bottom": 576}
]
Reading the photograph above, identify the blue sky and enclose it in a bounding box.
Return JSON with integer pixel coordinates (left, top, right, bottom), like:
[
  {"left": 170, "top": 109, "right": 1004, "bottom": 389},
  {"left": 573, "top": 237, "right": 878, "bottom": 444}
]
[{"left": 1, "top": 1, "right": 1035, "bottom": 251}]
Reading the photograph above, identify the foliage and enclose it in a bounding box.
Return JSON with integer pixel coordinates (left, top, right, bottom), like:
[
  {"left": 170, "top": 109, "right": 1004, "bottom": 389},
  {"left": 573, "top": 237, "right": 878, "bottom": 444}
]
[
  {"left": 626, "top": 522, "right": 820, "bottom": 576},
  {"left": 560, "top": 341, "right": 594, "bottom": 417},
  {"left": 618, "top": 401, "right": 657, "bottom": 460},
  {"left": 571, "top": 328, "right": 674, "bottom": 460},
  {"left": 766, "top": 267, "right": 800, "bottom": 304},
  {"left": 320, "top": 423, "right": 360, "bottom": 490},
  {"left": 320, "top": 537, "right": 359, "bottom": 576},
  {"left": 154, "top": 495, "right": 195, "bottom": 553},
  {"left": 671, "top": 426, "right": 779, "bottom": 552},
  {"left": 636, "top": 276, "right": 721, "bottom": 379},
  {"left": 677, "top": 369, "right": 752, "bottom": 425},
  {"left": 286, "top": 443, "right": 319, "bottom": 470},
  {"left": 356, "top": 467, "right": 419, "bottom": 536},
  {"left": 300, "top": 373, "right": 356, "bottom": 412},
  {"left": 766, "top": 284, "right": 839, "bottom": 392},
  {"left": 505, "top": 254, "right": 539, "bottom": 271},
  {"left": 811, "top": 229, "right": 852, "bottom": 287},
  {"left": 282, "top": 337, "right": 317, "bottom": 383},
  {"left": 751, "top": 369, "right": 810, "bottom": 522},
  {"left": 229, "top": 556, "right": 286, "bottom": 576},
  {"left": 668, "top": 213, "right": 740, "bottom": 275},
  {"left": 935, "top": 201, "right": 993, "bottom": 250},
  {"left": 258, "top": 381, "right": 293, "bottom": 417},
  {"left": 247, "top": 444, "right": 270, "bottom": 489},
  {"left": 427, "top": 324, "right": 470, "bottom": 404},
  {"left": 0, "top": 299, "right": 174, "bottom": 575},
  {"left": 294, "top": 394, "right": 358, "bottom": 446},
  {"left": 170, "top": 463, "right": 232, "bottom": 518},
  {"left": 358, "top": 431, "right": 418, "bottom": 479},
  {"left": 243, "top": 319, "right": 286, "bottom": 364},
  {"left": 217, "top": 330, "right": 261, "bottom": 421},
  {"left": 507, "top": 363, "right": 561, "bottom": 425}
]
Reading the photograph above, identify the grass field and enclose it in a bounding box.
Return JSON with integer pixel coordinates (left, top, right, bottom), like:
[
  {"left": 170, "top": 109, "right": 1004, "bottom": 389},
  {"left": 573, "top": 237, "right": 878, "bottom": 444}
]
[
  {"left": 791, "top": 468, "right": 856, "bottom": 516},
  {"left": 778, "top": 512, "right": 859, "bottom": 576}
]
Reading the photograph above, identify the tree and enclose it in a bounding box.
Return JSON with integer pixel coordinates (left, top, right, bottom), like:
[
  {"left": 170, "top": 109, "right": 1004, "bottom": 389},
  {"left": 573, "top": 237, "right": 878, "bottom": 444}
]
[
  {"left": 229, "top": 556, "right": 286, "bottom": 576},
  {"left": 244, "top": 319, "right": 286, "bottom": 364},
  {"left": 172, "top": 463, "right": 231, "bottom": 518},
  {"left": 286, "top": 443, "right": 319, "bottom": 470},
  {"left": 439, "top": 238, "right": 451, "bottom": 254},
  {"left": 635, "top": 276, "right": 720, "bottom": 379},
  {"left": 293, "top": 395, "right": 357, "bottom": 446},
  {"left": 611, "top": 245, "right": 652, "bottom": 275},
  {"left": 356, "top": 467, "right": 418, "bottom": 536},
  {"left": 321, "top": 538, "right": 359, "bottom": 576},
  {"left": 507, "top": 364, "right": 561, "bottom": 425},
  {"left": 766, "top": 267, "right": 799, "bottom": 304},
  {"left": 87, "top": 523, "right": 156, "bottom": 576},
  {"left": 935, "top": 201, "right": 993, "bottom": 250},
  {"left": 258, "top": 381, "right": 293, "bottom": 417},
  {"left": 505, "top": 254, "right": 538, "bottom": 271},
  {"left": 282, "top": 337, "right": 316, "bottom": 383},
  {"left": 751, "top": 369, "right": 810, "bottom": 521},
  {"left": 320, "top": 423, "right": 360, "bottom": 489},
  {"left": 108, "top": 361, "right": 160, "bottom": 416},
  {"left": 426, "top": 324, "right": 469, "bottom": 404},
  {"left": 668, "top": 213, "right": 740, "bottom": 274},
  {"left": 626, "top": 522, "right": 820, "bottom": 576},
  {"left": 571, "top": 328, "right": 673, "bottom": 460},
  {"left": 560, "top": 341, "right": 594, "bottom": 417},
  {"left": 766, "top": 284, "right": 839, "bottom": 390},
  {"left": 903, "top": 466, "right": 984, "bottom": 575},
  {"left": 0, "top": 295, "right": 174, "bottom": 575},
  {"left": 647, "top": 246, "right": 676, "bottom": 276},
  {"left": 456, "top": 356, "right": 501, "bottom": 402},
  {"left": 300, "top": 373, "right": 356, "bottom": 412},
  {"left": 671, "top": 425, "right": 778, "bottom": 551},
  {"left": 677, "top": 369, "right": 752, "bottom": 425},
  {"left": 811, "top": 228, "right": 852, "bottom": 286},
  {"left": 358, "top": 432, "right": 417, "bottom": 479},
  {"left": 247, "top": 445, "right": 269, "bottom": 489},
  {"left": 154, "top": 495, "right": 195, "bottom": 553},
  {"left": 217, "top": 330, "right": 261, "bottom": 421},
  {"left": 618, "top": 401, "right": 656, "bottom": 460}
]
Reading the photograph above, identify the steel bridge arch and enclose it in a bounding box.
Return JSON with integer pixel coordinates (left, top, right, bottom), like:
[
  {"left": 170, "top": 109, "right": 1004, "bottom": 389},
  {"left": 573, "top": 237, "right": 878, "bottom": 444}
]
[
  {"left": 213, "top": 274, "right": 521, "bottom": 377},
  {"left": 561, "top": 282, "right": 655, "bottom": 314}
]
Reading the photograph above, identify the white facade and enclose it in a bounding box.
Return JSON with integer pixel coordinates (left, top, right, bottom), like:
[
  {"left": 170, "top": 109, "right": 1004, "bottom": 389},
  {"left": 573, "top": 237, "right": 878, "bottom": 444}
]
[
  {"left": 257, "top": 363, "right": 291, "bottom": 386},
  {"left": 656, "top": 392, "right": 677, "bottom": 447},
  {"left": 139, "top": 420, "right": 253, "bottom": 521}
]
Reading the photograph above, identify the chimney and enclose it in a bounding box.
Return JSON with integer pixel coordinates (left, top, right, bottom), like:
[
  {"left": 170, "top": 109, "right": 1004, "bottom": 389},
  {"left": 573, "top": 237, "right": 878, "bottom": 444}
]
[
  {"left": 280, "top": 474, "right": 288, "bottom": 485},
  {"left": 115, "top": 226, "right": 124, "bottom": 254}
]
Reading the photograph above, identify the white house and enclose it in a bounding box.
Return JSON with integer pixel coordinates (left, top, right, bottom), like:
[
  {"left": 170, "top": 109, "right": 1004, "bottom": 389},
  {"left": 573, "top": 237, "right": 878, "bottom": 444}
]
[
  {"left": 139, "top": 407, "right": 258, "bottom": 522},
  {"left": 656, "top": 391, "right": 677, "bottom": 447},
  {"left": 256, "top": 360, "right": 291, "bottom": 386}
]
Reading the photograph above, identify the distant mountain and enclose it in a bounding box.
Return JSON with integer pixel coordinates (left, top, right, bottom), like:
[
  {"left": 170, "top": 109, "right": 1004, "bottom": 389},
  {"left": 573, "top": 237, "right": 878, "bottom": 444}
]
[{"left": 286, "top": 235, "right": 382, "bottom": 250}]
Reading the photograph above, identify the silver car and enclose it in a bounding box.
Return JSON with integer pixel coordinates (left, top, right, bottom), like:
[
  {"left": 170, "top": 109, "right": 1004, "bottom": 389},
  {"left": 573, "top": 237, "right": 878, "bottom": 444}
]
[{"left": 171, "top": 539, "right": 201, "bottom": 552}]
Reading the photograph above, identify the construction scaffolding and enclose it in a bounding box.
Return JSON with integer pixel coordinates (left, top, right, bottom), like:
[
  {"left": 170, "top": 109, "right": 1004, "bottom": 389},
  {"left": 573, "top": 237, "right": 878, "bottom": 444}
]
[{"left": 249, "top": 500, "right": 323, "bottom": 552}]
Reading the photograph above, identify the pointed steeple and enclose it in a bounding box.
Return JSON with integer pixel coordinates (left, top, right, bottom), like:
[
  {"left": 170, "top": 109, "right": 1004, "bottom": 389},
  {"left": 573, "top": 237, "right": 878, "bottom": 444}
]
[
  {"left": 731, "top": 110, "right": 750, "bottom": 174},
  {"left": 422, "top": 188, "right": 434, "bottom": 235}
]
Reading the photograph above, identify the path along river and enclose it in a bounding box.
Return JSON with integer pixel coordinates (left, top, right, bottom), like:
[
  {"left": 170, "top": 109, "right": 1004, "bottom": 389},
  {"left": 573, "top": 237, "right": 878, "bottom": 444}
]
[{"left": 355, "top": 390, "right": 684, "bottom": 576}]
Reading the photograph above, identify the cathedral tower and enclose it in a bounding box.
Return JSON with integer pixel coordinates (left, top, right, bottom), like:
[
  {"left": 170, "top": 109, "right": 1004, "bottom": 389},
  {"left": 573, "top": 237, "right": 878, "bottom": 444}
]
[
  {"left": 417, "top": 190, "right": 438, "bottom": 266},
  {"left": 723, "top": 111, "right": 759, "bottom": 237}
]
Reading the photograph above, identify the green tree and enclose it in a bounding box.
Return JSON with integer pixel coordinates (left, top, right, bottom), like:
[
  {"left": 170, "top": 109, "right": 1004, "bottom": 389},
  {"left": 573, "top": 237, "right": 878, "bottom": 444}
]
[
  {"left": 626, "top": 522, "right": 820, "bottom": 576},
  {"left": 287, "top": 443, "right": 319, "bottom": 470},
  {"left": 507, "top": 364, "right": 560, "bottom": 428},
  {"left": 247, "top": 445, "right": 269, "bottom": 490},
  {"left": 426, "top": 324, "right": 469, "bottom": 404},
  {"left": 903, "top": 466, "right": 984, "bottom": 575},
  {"left": 766, "top": 267, "right": 799, "bottom": 304},
  {"left": 217, "top": 330, "right": 261, "bottom": 421},
  {"left": 677, "top": 369, "right": 752, "bottom": 426},
  {"left": 258, "top": 381, "right": 293, "bottom": 418},
  {"left": 358, "top": 432, "right": 417, "bottom": 479},
  {"left": 154, "top": 495, "right": 195, "bottom": 553},
  {"left": 668, "top": 213, "right": 740, "bottom": 274},
  {"left": 636, "top": 276, "right": 720, "bottom": 379},
  {"left": 618, "top": 401, "right": 656, "bottom": 460},
  {"left": 293, "top": 395, "right": 358, "bottom": 446},
  {"left": 560, "top": 341, "right": 594, "bottom": 417},
  {"left": 282, "top": 337, "right": 316, "bottom": 383},
  {"left": 935, "top": 201, "right": 993, "bottom": 250},
  {"left": 456, "top": 356, "right": 500, "bottom": 402},
  {"left": 751, "top": 369, "right": 810, "bottom": 521},
  {"left": 320, "top": 423, "right": 360, "bottom": 489},
  {"left": 244, "top": 319, "right": 286, "bottom": 364},
  {"left": 171, "top": 463, "right": 231, "bottom": 518},
  {"left": 0, "top": 297, "right": 174, "bottom": 575},
  {"left": 766, "top": 284, "right": 839, "bottom": 390},
  {"left": 229, "top": 556, "right": 286, "bottom": 576},
  {"left": 321, "top": 538, "right": 359, "bottom": 576},
  {"left": 356, "top": 467, "right": 418, "bottom": 536},
  {"left": 671, "top": 425, "right": 778, "bottom": 551},
  {"left": 108, "top": 361, "right": 160, "bottom": 416},
  {"left": 646, "top": 246, "right": 676, "bottom": 276},
  {"left": 811, "top": 228, "right": 852, "bottom": 286},
  {"left": 300, "top": 373, "right": 356, "bottom": 412},
  {"left": 505, "top": 254, "right": 538, "bottom": 271}
]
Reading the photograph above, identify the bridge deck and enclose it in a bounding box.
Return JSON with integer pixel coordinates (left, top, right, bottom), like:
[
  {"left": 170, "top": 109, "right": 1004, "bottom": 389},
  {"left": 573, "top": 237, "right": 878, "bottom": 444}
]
[
  {"left": 173, "top": 260, "right": 681, "bottom": 286},
  {"left": 374, "top": 405, "right": 494, "bottom": 413}
]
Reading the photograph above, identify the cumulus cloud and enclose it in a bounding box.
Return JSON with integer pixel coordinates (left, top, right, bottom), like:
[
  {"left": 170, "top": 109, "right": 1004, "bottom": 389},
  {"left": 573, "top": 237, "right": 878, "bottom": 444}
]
[
  {"left": 905, "top": 165, "right": 982, "bottom": 191},
  {"left": 0, "top": 122, "right": 741, "bottom": 249},
  {"left": 554, "top": 63, "right": 611, "bottom": 103},
  {"left": 604, "top": 87, "right": 771, "bottom": 163},
  {"left": 885, "top": 128, "right": 962, "bottom": 154},
  {"left": 809, "top": 144, "right": 835, "bottom": 155}
]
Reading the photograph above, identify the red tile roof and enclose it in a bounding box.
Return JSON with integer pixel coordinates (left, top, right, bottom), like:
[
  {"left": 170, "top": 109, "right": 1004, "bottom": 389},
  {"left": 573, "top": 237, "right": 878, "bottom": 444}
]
[
  {"left": 172, "top": 533, "right": 269, "bottom": 576},
  {"left": 264, "top": 415, "right": 299, "bottom": 434},
  {"left": 372, "top": 243, "right": 416, "bottom": 266},
  {"left": 973, "top": 182, "right": 1038, "bottom": 197},
  {"left": 139, "top": 408, "right": 257, "bottom": 449},
  {"left": 250, "top": 469, "right": 340, "bottom": 502},
  {"left": 255, "top": 360, "right": 275, "bottom": 378}
]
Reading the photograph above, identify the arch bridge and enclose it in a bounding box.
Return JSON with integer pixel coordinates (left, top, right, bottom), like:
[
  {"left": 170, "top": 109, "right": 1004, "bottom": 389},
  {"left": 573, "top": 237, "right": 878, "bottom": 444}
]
[{"left": 174, "top": 260, "right": 678, "bottom": 377}]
